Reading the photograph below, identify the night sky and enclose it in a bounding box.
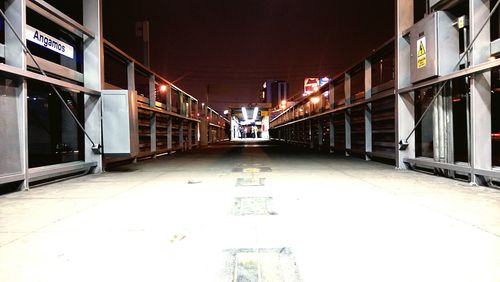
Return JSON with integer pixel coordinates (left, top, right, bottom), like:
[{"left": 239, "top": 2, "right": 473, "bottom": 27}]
[{"left": 102, "top": 0, "right": 395, "bottom": 112}]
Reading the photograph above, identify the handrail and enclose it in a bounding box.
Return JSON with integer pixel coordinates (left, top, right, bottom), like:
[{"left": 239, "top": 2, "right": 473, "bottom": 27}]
[
  {"left": 271, "top": 88, "right": 394, "bottom": 129},
  {"left": 271, "top": 39, "right": 395, "bottom": 124},
  {"left": 103, "top": 39, "right": 198, "bottom": 102},
  {"left": 27, "top": 0, "right": 95, "bottom": 38}
]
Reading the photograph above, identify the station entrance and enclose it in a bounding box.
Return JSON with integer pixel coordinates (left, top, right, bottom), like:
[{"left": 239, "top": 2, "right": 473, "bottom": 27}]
[{"left": 228, "top": 104, "right": 271, "bottom": 141}]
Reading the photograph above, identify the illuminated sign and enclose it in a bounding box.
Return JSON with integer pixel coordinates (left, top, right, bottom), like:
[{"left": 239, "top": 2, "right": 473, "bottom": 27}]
[
  {"left": 320, "top": 77, "right": 330, "bottom": 86},
  {"left": 26, "top": 26, "right": 74, "bottom": 59},
  {"left": 304, "top": 78, "right": 319, "bottom": 95}
]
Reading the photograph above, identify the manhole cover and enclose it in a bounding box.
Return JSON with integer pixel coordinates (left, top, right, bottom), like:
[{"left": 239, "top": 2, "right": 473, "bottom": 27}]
[
  {"left": 236, "top": 177, "right": 265, "bottom": 187},
  {"left": 220, "top": 248, "right": 302, "bottom": 282},
  {"left": 233, "top": 197, "right": 276, "bottom": 216}
]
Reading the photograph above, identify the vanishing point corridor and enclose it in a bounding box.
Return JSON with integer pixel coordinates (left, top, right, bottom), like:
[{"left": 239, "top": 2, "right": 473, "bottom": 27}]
[{"left": 1, "top": 141, "right": 499, "bottom": 281}]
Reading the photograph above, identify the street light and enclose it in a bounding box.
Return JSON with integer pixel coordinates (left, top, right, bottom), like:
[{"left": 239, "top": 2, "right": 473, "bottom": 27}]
[
  {"left": 310, "top": 96, "right": 320, "bottom": 104},
  {"left": 280, "top": 100, "right": 287, "bottom": 110},
  {"left": 159, "top": 84, "right": 167, "bottom": 93}
]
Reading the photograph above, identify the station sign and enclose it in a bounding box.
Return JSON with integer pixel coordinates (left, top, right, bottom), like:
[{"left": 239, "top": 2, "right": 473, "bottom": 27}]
[{"left": 26, "top": 26, "right": 74, "bottom": 59}]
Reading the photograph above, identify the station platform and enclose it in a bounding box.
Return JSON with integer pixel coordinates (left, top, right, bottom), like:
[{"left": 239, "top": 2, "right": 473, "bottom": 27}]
[{"left": 0, "top": 141, "right": 499, "bottom": 281}]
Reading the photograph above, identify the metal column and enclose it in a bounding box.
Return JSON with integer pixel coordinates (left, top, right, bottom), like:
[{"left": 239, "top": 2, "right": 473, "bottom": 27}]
[
  {"left": 365, "top": 59, "right": 373, "bottom": 160},
  {"left": 395, "top": 0, "right": 415, "bottom": 169},
  {"left": 469, "top": 0, "right": 492, "bottom": 184},
  {"left": 345, "top": 73, "right": 352, "bottom": 156},
  {"left": 83, "top": 0, "right": 104, "bottom": 173},
  {"left": 149, "top": 75, "right": 156, "bottom": 155},
  {"left": 3, "top": 0, "right": 28, "bottom": 190}
]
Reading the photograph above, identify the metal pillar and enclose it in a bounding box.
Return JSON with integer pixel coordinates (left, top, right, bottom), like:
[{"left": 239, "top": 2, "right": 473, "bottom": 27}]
[
  {"left": 83, "top": 0, "right": 104, "bottom": 173},
  {"left": 345, "top": 73, "right": 352, "bottom": 156},
  {"left": 3, "top": 0, "right": 28, "bottom": 190},
  {"left": 149, "top": 75, "right": 156, "bottom": 155},
  {"left": 469, "top": 0, "right": 492, "bottom": 184},
  {"left": 364, "top": 59, "right": 373, "bottom": 160},
  {"left": 395, "top": 0, "right": 415, "bottom": 169}
]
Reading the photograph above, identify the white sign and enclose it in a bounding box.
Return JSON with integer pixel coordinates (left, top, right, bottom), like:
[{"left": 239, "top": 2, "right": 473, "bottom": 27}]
[{"left": 26, "top": 26, "right": 74, "bottom": 59}]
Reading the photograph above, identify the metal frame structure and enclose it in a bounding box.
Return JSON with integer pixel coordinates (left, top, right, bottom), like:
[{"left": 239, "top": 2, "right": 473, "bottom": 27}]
[
  {"left": 0, "top": 0, "right": 103, "bottom": 189},
  {"left": 270, "top": 40, "right": 396, "bottom": 162},
  {"left": 396, "top": 0, "right": 500, "bottom": 185},
  {"left": 271, "top": 0, "right": 500, "bottom": 187},
  {"left": 200, "top": 105, "right": 229, "bottom": 146},
  {"left": 0, "top": 0, "right": 224, "bottom": 189},
  {"left": 102, "top": 40, "right": 201, "bottom": 162}
]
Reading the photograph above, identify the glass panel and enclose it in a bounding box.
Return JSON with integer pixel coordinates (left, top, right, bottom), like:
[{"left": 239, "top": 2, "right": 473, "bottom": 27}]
[
  {"left": 415, "top": 86, "right": 434, "bottom": 158},
  {"left": 333, "top": 80, "right": 345, "bottom": 106},
  {"left": 104, "top": 50, "right": 128, "bottom": 89},
  {"left": 134, "top": 70, "right": 150, "bottom": 98},
  {"left": 44, "top": 0, "right": 83, "bottom": 24},
  {"left": 371, "top": 47, "right": 394, "bottom": 88},
  {"left": 155, "top": 82, "right": 167, "bottom": 105},
  {"left": 451, "top": 77, "right": 469, "bottom": 163},
  {"left": 171, "top": 90, "right": 179, "bottom": 113},
  {"left": 28, "top": 81, "right": 84, "bottom": 168},
  {"left": 414, "top": 0, "right": 427, "bottom": 23},
  {"left": 350, "top": 69, "right": 364, "bottom": 102}
]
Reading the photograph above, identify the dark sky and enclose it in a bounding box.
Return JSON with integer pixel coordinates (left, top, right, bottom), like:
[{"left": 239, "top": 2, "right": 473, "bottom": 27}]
[{"left": 102, "top": 0, "right": 395, "bottom": 112}]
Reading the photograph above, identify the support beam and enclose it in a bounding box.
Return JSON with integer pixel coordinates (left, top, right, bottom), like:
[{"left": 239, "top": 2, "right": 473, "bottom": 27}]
[
  {"left": 365, "top": 59, "right": 372, "bottom": 160},
  {"left": 469, "top": 0, "right": 492, "bottom": 184},
  {"left": 4, "top": 0, "right": 28, "bottom": 190},
  {"left": 345, "top": 73, "right": 352, "bottom": 156},
  {"left": 83, "top": 0, "right": 104, "bottom": 173},
  {"left": 396, "top": 0, "right": 415, "bottom": 169}
]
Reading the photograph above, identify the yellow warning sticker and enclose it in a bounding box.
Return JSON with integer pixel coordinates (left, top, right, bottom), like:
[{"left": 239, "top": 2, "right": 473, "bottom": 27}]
[
  {"left": 417, "top": 36, "right": 427, "bottom": 69},
  {"left": 458, "top": 16, "right": 465, "bottom": 29},
  {"left": 243, "top": 167, "right": 260, "bottom": 173}
]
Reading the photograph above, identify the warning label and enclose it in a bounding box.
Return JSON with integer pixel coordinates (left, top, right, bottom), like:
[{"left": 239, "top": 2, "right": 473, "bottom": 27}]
[{"left": 417, "top": 36, "right": 426, "bottom": 69}]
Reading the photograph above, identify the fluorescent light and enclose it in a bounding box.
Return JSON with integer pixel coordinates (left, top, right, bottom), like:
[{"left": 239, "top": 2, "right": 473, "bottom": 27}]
[
  {"left": 242, "top": 107, "right": 248, "bottom": 121},
  {"left": 252, "top": 107, "right": 258, "bottom": 121}
]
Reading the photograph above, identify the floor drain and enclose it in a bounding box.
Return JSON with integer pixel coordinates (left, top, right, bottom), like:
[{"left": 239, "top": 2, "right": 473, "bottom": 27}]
[
  {"left": 221, "top": 248, "right": 302, "bottom": 282},
  {"left": 236, "top": 177, "right": 265, "bottom": 187},
  {"left": 233, "top": 197, "right": 276, "bottom": 216}
]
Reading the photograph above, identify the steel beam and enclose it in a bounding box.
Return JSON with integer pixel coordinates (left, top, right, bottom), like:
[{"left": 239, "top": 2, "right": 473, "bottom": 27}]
[{"left": 83, "top": 0, "right": 103, "bottom": 173}]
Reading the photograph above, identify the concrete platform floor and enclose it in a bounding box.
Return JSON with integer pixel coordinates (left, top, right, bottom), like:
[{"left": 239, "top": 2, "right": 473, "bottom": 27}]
[{"left": 1, "top": 141, "right": 500, "bottom": 281}]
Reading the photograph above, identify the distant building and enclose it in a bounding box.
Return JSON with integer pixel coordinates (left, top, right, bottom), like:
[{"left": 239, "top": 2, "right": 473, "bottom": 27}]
[{"left": 261, "top": 80, "right": 288, "bottom": 107}]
